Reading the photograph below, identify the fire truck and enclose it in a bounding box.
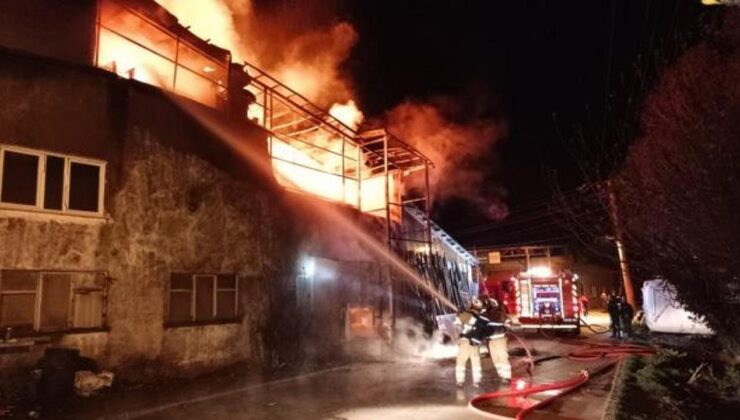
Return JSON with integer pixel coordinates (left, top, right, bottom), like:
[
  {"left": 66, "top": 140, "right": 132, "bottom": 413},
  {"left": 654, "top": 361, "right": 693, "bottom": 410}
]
[{"left": 485, "top": 266, "right": 581, "bottom": 335}]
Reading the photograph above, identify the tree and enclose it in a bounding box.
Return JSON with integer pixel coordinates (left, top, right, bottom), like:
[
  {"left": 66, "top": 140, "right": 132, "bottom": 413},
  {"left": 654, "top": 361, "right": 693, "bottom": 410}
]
[
  {"left": 612, "top": 10, "right": 740, "bottom": 350},
  {"left": 558, "top": 10, "right": 740, "bottom": 352}
]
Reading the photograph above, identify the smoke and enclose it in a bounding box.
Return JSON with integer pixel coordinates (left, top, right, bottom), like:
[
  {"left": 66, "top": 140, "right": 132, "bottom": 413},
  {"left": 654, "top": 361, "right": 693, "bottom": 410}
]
[
  {"left": 391, "top": 318, "right": 458, "bottom": 362},
  {"left": 385, "top": 98, "right": 509, "bottom": 220},
  {"left": 268, "top": 22, "right": 358, "bottom": 107},
  {"left": 156, "top": 1, "right": 507, "bottom": 218}
]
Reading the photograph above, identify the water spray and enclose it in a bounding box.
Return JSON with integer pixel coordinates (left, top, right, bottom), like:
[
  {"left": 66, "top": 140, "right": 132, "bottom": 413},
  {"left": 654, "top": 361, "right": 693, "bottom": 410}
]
[{"left": 164, "top": 96, "right": 459, "bottom": 313}]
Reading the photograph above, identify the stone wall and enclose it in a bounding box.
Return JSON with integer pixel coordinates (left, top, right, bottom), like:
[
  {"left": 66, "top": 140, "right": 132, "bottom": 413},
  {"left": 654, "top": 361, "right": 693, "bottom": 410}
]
[
  {"left": 100, "top": 133, "right": 271, "bottom": 376},
  {"left": 0, "top": 48, "right": 392, "bottom": 381}
]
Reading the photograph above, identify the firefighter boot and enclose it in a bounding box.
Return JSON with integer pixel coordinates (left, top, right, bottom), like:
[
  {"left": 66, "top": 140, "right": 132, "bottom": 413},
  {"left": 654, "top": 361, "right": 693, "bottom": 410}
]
[
  {"left": 495, "top": 363, "right": 512, "bottom": 381},
  {"left": 488, "top": 336, "right": 512, "bottom": 381}
]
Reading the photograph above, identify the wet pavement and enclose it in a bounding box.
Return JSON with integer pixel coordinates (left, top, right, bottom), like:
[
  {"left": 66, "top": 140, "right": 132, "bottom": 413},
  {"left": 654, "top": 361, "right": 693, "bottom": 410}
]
[{"left": 68, "top": 312, "right": 620, "bottom": 420}]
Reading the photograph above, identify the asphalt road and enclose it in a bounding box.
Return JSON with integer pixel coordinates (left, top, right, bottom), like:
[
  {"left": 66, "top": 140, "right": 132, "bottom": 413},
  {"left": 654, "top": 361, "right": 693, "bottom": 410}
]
[{"left": 70, "top": 315, "right": 619, "bottom": 420}]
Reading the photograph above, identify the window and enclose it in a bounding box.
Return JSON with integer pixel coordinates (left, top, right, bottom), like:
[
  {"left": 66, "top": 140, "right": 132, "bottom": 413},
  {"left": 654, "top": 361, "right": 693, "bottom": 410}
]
[
  {"left": 167, "top": 273, "right": 239, "bottom": 325},
  {"left": 0, "top": 270, "right": 107, "bottom": 334},
  {"left": 0, "top": 145, "right": 106, "bottom": 216}
]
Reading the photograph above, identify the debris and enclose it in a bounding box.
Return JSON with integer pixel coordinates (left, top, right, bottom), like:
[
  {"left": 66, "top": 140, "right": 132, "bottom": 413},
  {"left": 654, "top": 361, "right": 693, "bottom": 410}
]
[
  {"left": 74, "top": 371, "right": 114, "bottom": 397},
  {"left": 687, "top": 362, "right": 708, "bottom": 384}
]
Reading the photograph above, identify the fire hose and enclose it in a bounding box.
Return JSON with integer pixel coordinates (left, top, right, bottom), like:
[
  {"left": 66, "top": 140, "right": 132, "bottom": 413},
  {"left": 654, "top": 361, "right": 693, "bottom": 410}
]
[
  {"left": 579, "top": 318, "right": 611, "bottom": 335},
  {"left": 468, "top": 340, "right": 656, "bottom": 420}
]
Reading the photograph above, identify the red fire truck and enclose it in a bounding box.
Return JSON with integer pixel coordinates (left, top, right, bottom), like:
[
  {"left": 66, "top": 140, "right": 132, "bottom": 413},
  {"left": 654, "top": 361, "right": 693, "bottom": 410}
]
[{"left": 484, "top": 267, "right": 581, "bottom": 335}]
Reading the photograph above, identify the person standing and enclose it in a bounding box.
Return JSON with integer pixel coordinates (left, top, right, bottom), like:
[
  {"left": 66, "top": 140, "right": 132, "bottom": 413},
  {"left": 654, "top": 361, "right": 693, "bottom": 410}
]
[
  {"left": 607, "top": 293, "right": 620, "bottom": 338},
  {"left": 579, "top": 294, "right": 590, "bottom": 316},
  {"left": 618, "top": 296, "right": 634, "bottom": 338},
  {"left": 455, "top": 297, "right": 485, "bottom": 387},
  {"left": 482, "top": 297, "right": 511, "bottom": 381}
]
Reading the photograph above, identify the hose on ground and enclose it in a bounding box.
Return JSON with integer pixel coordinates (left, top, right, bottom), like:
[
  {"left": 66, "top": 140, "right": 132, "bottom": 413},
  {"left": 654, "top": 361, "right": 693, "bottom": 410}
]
[
  {"left": 505, "top": 330, "right": 535, "bottom": 375},
  {"left": 468, "top": 341, "right": 656, "bottom": 420},
  {"left": 579, "top": 318, "right": 610, "bottom": 335},
  {"left": 567, "top": 342, "right": 655, "bottom": 361}
]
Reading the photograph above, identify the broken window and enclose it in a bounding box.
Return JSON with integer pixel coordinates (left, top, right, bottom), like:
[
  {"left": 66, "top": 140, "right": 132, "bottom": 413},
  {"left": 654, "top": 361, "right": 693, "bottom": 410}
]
[
  {"left": 0, "top": 270, "right": 107, "bottom": 333},
  {"left": 167, "top": 273, "right": 239, "bottom": 326},
  {"left": 0, "top": 145, "right": 106, "bottom": 217}
]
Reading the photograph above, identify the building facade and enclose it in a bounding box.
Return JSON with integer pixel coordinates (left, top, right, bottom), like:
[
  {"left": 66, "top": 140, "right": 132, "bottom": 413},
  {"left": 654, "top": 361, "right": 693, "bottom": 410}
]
[{"left": 0, "top": 0, "right": 476, "bottom": 386}]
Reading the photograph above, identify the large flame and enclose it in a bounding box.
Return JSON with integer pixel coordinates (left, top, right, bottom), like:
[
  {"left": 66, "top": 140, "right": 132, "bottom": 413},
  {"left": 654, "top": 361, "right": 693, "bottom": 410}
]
[
  {"left": 99, "top": 0, "right": 400, "bottom": 217},
  {"left": 155, "top": 0, "right": 250, "bottom": 61}
]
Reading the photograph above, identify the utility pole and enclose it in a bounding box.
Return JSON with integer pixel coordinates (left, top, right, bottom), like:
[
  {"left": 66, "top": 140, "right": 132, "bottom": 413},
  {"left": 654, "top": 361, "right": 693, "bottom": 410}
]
[{"left": 607, "top": 180, "right": 636, "bottom": 307}]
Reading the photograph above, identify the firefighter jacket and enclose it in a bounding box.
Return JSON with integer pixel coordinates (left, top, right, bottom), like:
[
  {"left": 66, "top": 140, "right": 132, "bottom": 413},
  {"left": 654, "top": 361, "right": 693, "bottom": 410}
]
[
  {"left": 479, "top": 307, "right": 507, "bottom": 340},
  {"left": 456, "top": 310, "right": 486, "bottom": 345}
]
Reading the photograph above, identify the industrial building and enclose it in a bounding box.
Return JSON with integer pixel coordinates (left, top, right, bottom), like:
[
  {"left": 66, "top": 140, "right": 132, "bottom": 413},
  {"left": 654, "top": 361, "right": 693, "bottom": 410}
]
[{"left": 0, "top": 0, "right": 475, "bottom": 385}]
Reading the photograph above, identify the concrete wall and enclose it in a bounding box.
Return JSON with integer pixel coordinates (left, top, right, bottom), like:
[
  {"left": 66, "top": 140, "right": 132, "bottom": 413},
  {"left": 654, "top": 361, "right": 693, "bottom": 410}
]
[
  {"left": 0, "top": 49, "right": 390, "bottom": 381},
  {"left": 0, "top": 0, "right": 97, "bottom": 66}
]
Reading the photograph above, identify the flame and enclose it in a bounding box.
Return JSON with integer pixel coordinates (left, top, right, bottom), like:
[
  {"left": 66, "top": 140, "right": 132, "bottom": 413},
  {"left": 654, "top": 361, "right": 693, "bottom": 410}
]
[
  {"left": 329, "top": 100, "right": 365, "bottom": 130},
  {"left": 271, "top": 137, "right": 397, "bottom": 216},
  {"left": 154, "top": 0, "right": 249, "bottom": 61},
  {"left": 97, "top": 28, "right": 170, "bottom": 86},
  {"left": 100, "top": 0, "right": 400, "bottom": 218}
]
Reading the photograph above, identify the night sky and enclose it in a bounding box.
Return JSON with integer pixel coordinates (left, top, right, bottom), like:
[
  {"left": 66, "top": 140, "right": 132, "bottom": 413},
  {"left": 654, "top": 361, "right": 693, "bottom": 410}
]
[{"left": 339, "top": 0, "right": 710, "bottom": 247}]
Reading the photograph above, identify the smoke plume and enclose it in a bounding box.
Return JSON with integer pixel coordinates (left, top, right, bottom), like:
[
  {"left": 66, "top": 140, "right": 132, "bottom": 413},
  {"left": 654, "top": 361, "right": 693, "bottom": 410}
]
[{"left": 386, "top": 98, "right": 509, "bottom": 220}]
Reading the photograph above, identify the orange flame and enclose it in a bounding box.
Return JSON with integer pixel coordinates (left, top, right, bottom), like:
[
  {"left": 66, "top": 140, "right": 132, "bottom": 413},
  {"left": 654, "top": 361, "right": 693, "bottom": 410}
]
[
  {"left": 102, "top": 0, "right": 399, "bottom": 217},
  {"left": 329, "top": 100, "right": 365, "bottom": 130}
]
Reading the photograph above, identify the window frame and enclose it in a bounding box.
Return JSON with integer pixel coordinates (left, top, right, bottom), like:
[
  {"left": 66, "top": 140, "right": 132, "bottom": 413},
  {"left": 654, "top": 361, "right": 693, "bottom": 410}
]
[
  {"left": 0, "top": 144, "right": 106, "bottom": 218},
  {"left": 0, "top": 270, "right": 109, "bottom": 335},
  {"left": 166, "top": 273, "right": 240, "bottom": 328}
]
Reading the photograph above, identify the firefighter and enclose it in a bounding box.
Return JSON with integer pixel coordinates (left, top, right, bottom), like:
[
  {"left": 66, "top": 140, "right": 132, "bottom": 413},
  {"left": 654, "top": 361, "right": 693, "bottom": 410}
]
[
  {"left": 607, "top": 292, "right": 620, "bottom": 338},
  {"left": 579, "top": 294, "right": 590, "bottom": 316},
  {"left": 482, "top": 297, "right": 512, "bottom": 381},
  {"left": 618, "top": 296, "right": 634, "bottom": 338},
  {"left": 454, "top": 296, "right": 485, "bottom": 387}
]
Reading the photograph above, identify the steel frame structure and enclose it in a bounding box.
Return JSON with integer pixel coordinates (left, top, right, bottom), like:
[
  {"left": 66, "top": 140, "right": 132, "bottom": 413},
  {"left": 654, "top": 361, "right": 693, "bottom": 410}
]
[
  {"left": 93, "top": 0, "right": 231, "bottom": 109},
  {"left": 243, "top": 62, "right": 435, "bottom": 257}
]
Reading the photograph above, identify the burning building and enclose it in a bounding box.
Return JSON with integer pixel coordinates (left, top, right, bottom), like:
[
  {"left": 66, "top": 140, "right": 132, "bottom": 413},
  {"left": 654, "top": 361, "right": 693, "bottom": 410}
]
[{"left": 0, "top": 0, "right": 476, "bottom": 384}]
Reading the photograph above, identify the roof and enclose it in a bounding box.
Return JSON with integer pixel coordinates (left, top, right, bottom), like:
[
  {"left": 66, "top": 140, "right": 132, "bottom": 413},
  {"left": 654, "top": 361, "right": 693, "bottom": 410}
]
[
  {"left": 356, "top": 129, "right": 434, "bottom": 173},
  {"left": 243, "top": 62, "right": 432, "bottom": 174}
]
